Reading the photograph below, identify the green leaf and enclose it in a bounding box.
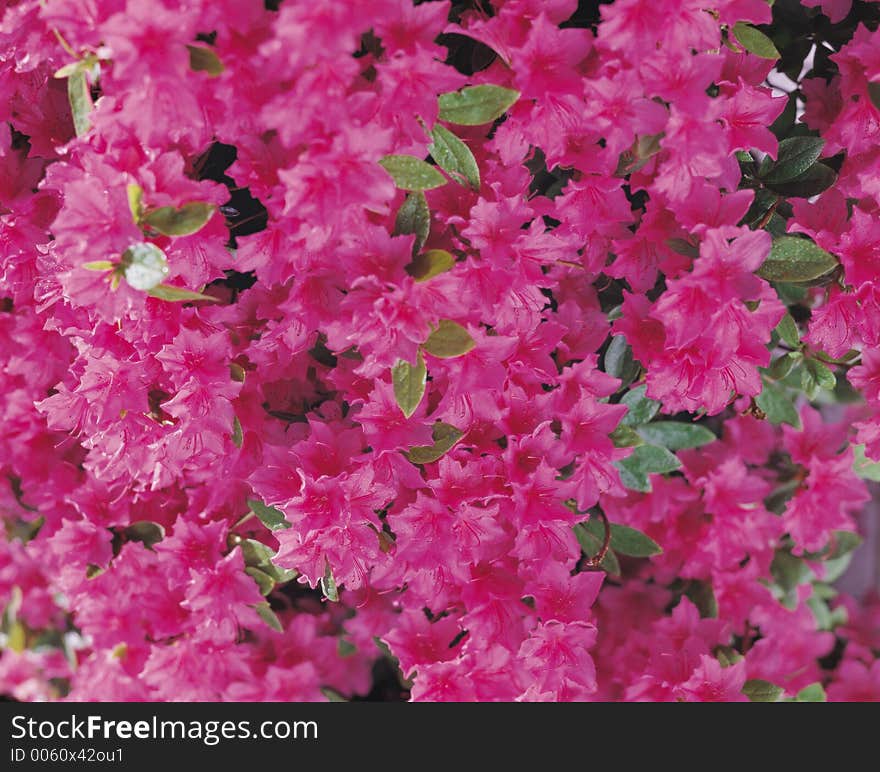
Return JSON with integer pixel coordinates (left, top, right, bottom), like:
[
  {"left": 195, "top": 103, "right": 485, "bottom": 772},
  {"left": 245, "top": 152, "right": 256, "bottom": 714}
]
[
  {"left": 247, "top": 499, "right": 292, "bottom": 531},
  {"left": 604, "top": 335, "right": 640, "bottom": 387},
  {"left": 392, "top": 354, "right": 427, "bottom": 418},
  {"left": 615, "top": 444, "right": 681, "bottom": 492},
  {"left": 423, "top": 319, "right": 475, "bottom": 358},
  {"left": 429, "top": 124, "right": 480, "bottom": 190},
  {"left": 321, "top": 560, "right": 339, "bottom": 602},
  {"left": 147, "top": 284, "right": 218, "bottom": 303},
  {"left": 795, "top": 683, "right": 826, "bottom": 702},
  {"left": 827, "top": 530, "right": 863, "bottom": 560},
  {"left": 684, "top": 579, "right": 718, "bottom": 619},
  {"left": 755, "top": 377, "right": 800, "bottom": 427},
  {"left": 743, "top": 679, "right": 784, "bottom": 702},
  {"left": 67, "top": 69, "right": 93, "bottom": 137},
  {"left": 255, "top": 601, "right": 283, "bottom": 632},
  {"left": 379, "top": 155, "right": 447, "bottom": 191},
  {"left": 231, "top": 416, "right": 243, "bottom": 448},
  {"left": 437, "top": 84, "right": 520, "bottom": 125},
  {"left": 127, "top": 184, "right": 144, "bottom": 223},
  {"left": 394, "top": 192, "right": 431, "bottom": 254},
  {"left": 761, "top": 136, "right": 825, "bottom": 185},
  {"left": 767, "top": 352, "right": 799, "bottom": 381},
  {"left": 121, "top": 242, "right": 169, "bottom": 291},
  {"left": 610, "top": 425, "right": 643, "bottom": 448},
  {"left": 853, "top": 443, "right": 880, "bottom": 481},
  {"left": 321, "top": 687, "right": 348, "bottom": 702},
  {"left": 756, "top": 237, "right": 838, "bottom": 283},
  {"left": 406, "top": 422, "right": 463, "bottom": 464},
  {"left": 246, "top": 566, "right": 276, "bottom": 596},
  {"left": 620, "top": 385, "right": 661, "bottom": 427},
  {"left": 599, "top": 522, "right": 662, "bottom": 557},
  {"left": 636, "top": 421, "right": 716, "bottom": 451},
  {"left": 125, "top": 521, "right": 165, "bottom": 550},
  {"left": 766, "top": 163, "right": 837, "bottom": 199},
  {"left": 775, "top": 312, "right": 800, "bottom": 349},
  {"left": 407, "top": 249, "right": 455, "bottom": 282},
  {"left": 54, "top": 60, "right": 85, "bottom": 79},
  {"left": 573, "top": 523, "right": 621, "bottom": 576},
  {"left": 732, "top": 22, "right": 780, "bottom": 59},
  {"left": 771, "top": 550, "right": 811, "bottom": 593},
  {"left": 238, "top": 539, "right": 297, "bottom": 584},
  {"left": 187, "top": 44, "right": 224, "bottom": 76},
  {"left": 801, "top": 357, "right": 836, "bottom": 400},
  {"left": 142, "top": 202, "right": 216, "bottom": 236},
  {"left": 82, "top": 260, "right": 115, "bottom": 272}
]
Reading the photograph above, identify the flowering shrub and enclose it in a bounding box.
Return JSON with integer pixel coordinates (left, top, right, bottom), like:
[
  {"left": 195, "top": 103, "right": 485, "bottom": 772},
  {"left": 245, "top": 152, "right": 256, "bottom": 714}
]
[{"left": 2, "top": 0, "right": 880, "bottom": 703}]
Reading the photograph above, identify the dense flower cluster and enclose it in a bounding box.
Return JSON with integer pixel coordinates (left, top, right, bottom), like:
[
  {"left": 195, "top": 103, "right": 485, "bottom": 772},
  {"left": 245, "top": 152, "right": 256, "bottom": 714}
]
[{"left": 1, "top": 0, "right": 879, "bottom": 702}]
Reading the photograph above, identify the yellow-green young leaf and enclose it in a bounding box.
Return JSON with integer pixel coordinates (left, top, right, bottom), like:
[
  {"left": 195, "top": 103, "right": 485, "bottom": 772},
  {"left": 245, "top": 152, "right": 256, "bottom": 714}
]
[
  {"left": 255, "top": 602, "right": 283, "bottom": 632},
  {"left": 142, "top": 202, "right": 216, "bottom": 236},
  {"left": 801, "top": 357, "right": 836, "bottom": 399},
  {"left": 394, "top": 192, "right": 431, "bottom": 254},
  {"left": 321, "top": 687, "right": 348, "bottom": 702},
  {"left": 7, "top": 620, "right": 26, "bottom": 653},
  {"left": 795, "top": 683, "right": 826, "bottom": 702},
  {"left": 187, "top": 44, "right": 224, "bottom": 76},
  {"left": 756, "top": 236, "right": 838, "bottom": 283},
  {"left": 609, "top": 425, "right": 643, "bottom": 448},
  {"left": 54, "top": 61, "right": 84, "bottom": 79},
  {"left": 407, "top": 249, "right": 455, "bottom": 282},
  {"left": 231, "top": 416, "right": 243, "bottom": 448},
  {"left": 127, "top": 184, "right": 144, "bottom": 223},
  {"left": 743, "top": 679, "right": 784, "bottom": 702},
  {"left": 406, "top": 422, "right": 463, "bottom": 464},
  {"left": 437, "top": 84, "right": 520, "bottom": 125},
  {"left": 67, "top": 69, "right": 93, "bottom": 137},
  {"left": 321, "top": 560, "right": 339, "bottom": 602},
  {"left": 392, "top": 354, "right": 427, "bottom": 418},
  {"left": 82, "top": 260, "right": 115, "bottom": 272},
  {"left": 379, "top": 155, "right": 447, "bottom": 191},
  {"left": 732, "top": 22, "right": 780, "bottom": 59},
  {"left": 146, "top": 284, "right": 219, "bottom": 303},
  {"left": 423, "top": 319, "right": 475, "bottom": 358},
  {"left": 429, "top": 124, "right": 480, "bottom": 190}
]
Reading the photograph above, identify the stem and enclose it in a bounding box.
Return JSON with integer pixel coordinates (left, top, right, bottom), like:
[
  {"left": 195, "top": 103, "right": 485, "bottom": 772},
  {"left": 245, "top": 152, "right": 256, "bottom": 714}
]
[
  {"left": 584, "top": 509, "right": 612, "bottom": 570},
  {"left": 755, "top": 198, "right": 781, "bottom": 230}
]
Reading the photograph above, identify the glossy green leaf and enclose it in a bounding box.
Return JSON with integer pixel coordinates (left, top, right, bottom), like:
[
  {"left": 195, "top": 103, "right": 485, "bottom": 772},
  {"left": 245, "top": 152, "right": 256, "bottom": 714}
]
[
  {"left": 392, "top": 354, "right": 427, "bottom": 419},
  {"left": 636, "top": 421, "right": 716, "bottom": 450},
  {"left": 755, "top": 377, "right": 800, "bottom": 427},
  {"left": 142, "top": 202, "right": 216, "bottom": 236},
  {"left": 761, "top": 136, "right": 825, "bottom": 185},
  {"left": 582, "top": 520, "right": 662, "bottom": 557},
  {"left": 743, "top": 679, "right": 784, "bottom": 702},
  {"left": 732, "top": 22, "right": 780, "bottom": 59},
  {"left": 379, "top": 155, "right": 447, "bottom": 191},
  {"left": 406, "top": 422, "right": 463, "bottom": 464},
  {"left": 615, "top": 444, "right": 681, "bottom": 492},
  {"left": 756, "top": 237, "right": 838, "bottom": 283},
  {"left": 187, "top": 44, "right": 224, "bottom": 76},
  {"left": 247, "top": 499, "right": 291, "bottom": 531},
  {"left": 394, "top": 192, "right": 431, "bottom": 254},
  {"left": 147, "top": 284, "right": 218, "bottom": 303},
  {"left": 407, "top": 249, "right": 455, "bottom": 282},
  {"left": 767, "top": 163, "right": 837, "bottom": 199},
  {"left": 604, "top": 335, "right": 640, "bottom": 388},
  {"left": 620, "top": 384, "right": 661, "bottom": 427},
  {"left": 429, "top": 124, "right": 480, "bottom": 190},
  {"left": 423, "top": 319, "right": 475, "bottom": 358},
  {"left": 67, "top": 69, "right": 93, "bottom": 137},
  {"left": 437, "top": 84, "right": 520, "bottom": 125},
  {"left": 767, "top": 352, "right": 799, "bottom": 381}
]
